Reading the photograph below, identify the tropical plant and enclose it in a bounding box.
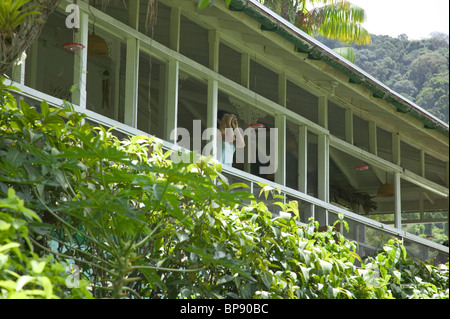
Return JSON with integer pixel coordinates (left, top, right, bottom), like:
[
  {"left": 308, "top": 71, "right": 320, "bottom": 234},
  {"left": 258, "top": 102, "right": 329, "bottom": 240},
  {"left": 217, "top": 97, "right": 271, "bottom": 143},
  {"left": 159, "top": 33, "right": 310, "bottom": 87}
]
[
  {"left": 261, "top": 0, "right": 370, "bottom": 44},
  {"left": 0, "top": 0, "right": 58, "bottom": 75},
  {"left": 0, "top": 0, "right": 43, "bottom": 34},
  {"left": 259, "top": 0, "right": 371, "bottom": 61},
  {"left": 199, "top": 0, "right": 370, "bottom": 61},
  {"left": 1, "top": 77, "right": 448, "bottom": 299},
  {"left": 0, "top": 188, "right": 92, "bottom": 299}
]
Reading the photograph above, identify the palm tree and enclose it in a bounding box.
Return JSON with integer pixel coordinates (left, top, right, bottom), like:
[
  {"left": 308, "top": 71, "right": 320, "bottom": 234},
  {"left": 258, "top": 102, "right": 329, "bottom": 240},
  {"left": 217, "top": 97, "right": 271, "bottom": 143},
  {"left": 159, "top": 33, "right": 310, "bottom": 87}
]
[
  {"left": 260, "top": 0, "right": 371, "bottom": 45},
  {"left": 258, "top": 0, "right": 371, "bottom": 61}
]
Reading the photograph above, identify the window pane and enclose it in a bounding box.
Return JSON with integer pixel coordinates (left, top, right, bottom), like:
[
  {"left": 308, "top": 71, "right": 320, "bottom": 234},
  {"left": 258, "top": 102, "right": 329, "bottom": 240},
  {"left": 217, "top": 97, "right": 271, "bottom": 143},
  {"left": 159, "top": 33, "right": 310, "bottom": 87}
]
[
  {"left": 25, "top": 11, "right": 74, "bottom": 102},
  {"left": 137, "top": 53, "right": 165, "bottom": 138}
]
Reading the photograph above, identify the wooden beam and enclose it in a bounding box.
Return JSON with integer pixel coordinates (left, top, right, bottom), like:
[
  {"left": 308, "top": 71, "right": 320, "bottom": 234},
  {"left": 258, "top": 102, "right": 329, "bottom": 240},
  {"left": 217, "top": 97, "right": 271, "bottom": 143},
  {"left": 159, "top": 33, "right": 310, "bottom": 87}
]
[
  {"left": 241, "top": 53, "right": 250, "bottom": 89},
  {"left": 369, "top": 121, "right": 377, "bottom": 156},
  {"left": 384, "top": 218, "right": 449, "bottom": 225},
  {"left": 209, "top": 30, "right": 220, "bottom": 72},
  {"left": 371, "top": 165, "right": 387, "bottom": 186},
  {"left": 128, "top": 0, "right": 139, "bottom": 30},
  {"left": 420, "top": 149, "right": 426, "bottom": 177},
  {"left": 329, "top": 148, "right": 360, "bottom": 190},
  {"left": 392, "top": 133, "right": 401, "bottom": 166},
  {"left": 345, "top": 108, "right": 353, "bottom": 144},
  {"left": 318, "top": 96, "right": 328, "bottom": 129},
  {"left": 170, "top": 7, "right": 181, "bottom": 52},
  {"left": 278, "top": 72, "right": 287, "bottom": 107},
  {"left": 403, "top": 169, "right": 449, "bottom": 198}
]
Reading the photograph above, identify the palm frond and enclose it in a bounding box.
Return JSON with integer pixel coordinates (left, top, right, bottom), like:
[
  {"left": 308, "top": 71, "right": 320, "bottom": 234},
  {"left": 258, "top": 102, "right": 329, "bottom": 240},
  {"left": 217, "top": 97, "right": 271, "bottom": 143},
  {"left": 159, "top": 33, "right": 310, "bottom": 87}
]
[{"left": 297, "top": 0, "right": 371, "bottom": 45}]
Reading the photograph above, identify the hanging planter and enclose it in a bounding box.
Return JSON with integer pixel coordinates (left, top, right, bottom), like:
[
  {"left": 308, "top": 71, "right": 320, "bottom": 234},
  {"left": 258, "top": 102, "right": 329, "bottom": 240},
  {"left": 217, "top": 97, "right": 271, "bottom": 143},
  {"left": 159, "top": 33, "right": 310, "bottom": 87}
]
[
  {"left": 376, "top": 172, "right": 394, "bottom": 197},
  {"left": 354, "top": 165, "right": 370, "bottom": 171},
  {"left": 377, "top": 183, "right": 394, "bottom": 197},
  {"left": 88, "top": 32, "right": 109, "bottom": 57}
]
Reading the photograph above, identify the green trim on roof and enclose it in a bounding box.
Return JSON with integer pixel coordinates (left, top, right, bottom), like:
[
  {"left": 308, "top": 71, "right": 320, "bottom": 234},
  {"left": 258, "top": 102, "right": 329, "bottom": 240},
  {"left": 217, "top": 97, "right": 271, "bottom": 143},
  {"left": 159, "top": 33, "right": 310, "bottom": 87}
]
[{"left": 227, "top": 0, "right": 449, "bottom": 138}]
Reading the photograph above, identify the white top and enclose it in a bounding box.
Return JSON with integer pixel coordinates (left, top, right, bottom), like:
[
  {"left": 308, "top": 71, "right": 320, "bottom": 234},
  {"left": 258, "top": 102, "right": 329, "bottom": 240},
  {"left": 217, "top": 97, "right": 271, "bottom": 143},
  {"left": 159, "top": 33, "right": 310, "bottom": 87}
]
[{"left": 220, "top": 142, "right": 235, "bottom": 166}]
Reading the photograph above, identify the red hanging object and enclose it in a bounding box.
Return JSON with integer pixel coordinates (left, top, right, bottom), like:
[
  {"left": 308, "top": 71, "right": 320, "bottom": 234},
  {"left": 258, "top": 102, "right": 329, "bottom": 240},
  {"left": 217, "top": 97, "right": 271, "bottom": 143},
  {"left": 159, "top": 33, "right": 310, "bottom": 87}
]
[
  {"left": 248, "top": 123, "right": 265, "bottom": 128},
  {"left": 63, "top": 42, "right": 85, "bottom": 52},
  {"left": 355, "top": 165, "right": 370, "bottom": 171}
]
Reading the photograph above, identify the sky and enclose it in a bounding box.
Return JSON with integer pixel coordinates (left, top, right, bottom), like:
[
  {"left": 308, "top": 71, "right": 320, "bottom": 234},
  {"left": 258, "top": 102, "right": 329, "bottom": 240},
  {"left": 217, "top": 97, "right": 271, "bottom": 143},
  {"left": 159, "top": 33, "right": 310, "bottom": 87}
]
[{"left": 347, "top": 0, "right": 449, "bottom": 40}]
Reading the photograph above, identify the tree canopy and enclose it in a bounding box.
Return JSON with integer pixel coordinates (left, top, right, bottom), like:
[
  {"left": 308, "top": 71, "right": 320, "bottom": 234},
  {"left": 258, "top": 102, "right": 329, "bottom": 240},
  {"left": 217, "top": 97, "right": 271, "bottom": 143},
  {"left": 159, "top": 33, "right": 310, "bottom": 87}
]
[{"left": 318, "top": 32, "right": 449, "bottom": 122}]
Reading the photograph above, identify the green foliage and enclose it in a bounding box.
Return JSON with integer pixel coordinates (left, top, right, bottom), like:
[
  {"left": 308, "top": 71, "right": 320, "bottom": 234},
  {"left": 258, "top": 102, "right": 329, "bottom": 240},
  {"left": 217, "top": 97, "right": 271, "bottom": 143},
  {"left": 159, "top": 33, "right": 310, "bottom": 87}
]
[
  {"left": 332, "top": 32, "right": 449, "bottom": 122},
  {"left": 0, "top": 0, "right": 43, "bottom": 35},
  {"left": 0, "top": 78, "right": 448, "bottom": 299},
  {"left": 0, "top": 188, "right": 91, "bottom": 298},
  {"left": 363, "top": 239, "right": 449, "bottom": 299}
]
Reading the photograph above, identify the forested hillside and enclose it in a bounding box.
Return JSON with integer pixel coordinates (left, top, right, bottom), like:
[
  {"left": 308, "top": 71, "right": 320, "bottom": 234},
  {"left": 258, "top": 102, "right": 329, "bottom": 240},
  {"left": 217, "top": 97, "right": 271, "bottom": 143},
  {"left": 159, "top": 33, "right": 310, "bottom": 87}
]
[{"left": 318, "top": 33, "right": 449, "bottom": 123}]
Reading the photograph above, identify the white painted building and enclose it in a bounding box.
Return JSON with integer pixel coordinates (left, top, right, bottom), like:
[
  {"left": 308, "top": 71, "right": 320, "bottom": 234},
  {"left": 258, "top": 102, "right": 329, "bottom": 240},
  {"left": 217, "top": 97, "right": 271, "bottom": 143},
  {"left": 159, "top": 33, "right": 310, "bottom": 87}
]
[{"left": 7, "top": 0, "right": 449, "bottom": 262}]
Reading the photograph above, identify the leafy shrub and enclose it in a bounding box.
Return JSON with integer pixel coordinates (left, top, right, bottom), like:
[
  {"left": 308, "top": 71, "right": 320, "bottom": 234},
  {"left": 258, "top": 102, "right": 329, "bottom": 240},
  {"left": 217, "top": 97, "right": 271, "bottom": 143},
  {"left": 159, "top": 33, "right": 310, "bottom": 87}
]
[
  {"left": 0, "top": 188, "right": 91, "bottom": 298},
  {"left": 0, "top": 78, "right": 448, "bottom": 299}
]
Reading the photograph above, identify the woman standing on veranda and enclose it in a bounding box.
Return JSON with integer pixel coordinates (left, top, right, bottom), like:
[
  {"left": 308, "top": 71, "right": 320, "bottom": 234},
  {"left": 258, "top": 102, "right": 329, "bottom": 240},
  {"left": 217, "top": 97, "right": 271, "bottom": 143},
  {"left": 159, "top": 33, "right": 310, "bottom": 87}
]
[{"left": 217, "top": 110, "right": 245, "bottom": 166}]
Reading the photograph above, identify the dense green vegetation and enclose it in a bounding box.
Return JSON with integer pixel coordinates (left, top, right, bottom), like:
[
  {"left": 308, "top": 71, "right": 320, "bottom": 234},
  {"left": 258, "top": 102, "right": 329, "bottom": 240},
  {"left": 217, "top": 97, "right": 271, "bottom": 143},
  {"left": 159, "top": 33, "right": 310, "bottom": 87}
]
[
  {"left": 318, "top": 32, "right": 449, "bottom": 123},
  {"left": 0, "top": 78, "right": 448, "bottom": 299}
]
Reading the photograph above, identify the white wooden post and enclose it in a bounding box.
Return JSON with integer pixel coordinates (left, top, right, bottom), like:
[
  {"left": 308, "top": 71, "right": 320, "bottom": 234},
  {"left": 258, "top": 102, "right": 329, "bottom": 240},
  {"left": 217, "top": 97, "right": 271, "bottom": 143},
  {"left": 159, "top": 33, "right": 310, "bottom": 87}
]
[
  {"left": 275, "top": 114, "right": 286, "bottom": 186},
  {"left": 241, "top": 53, "right": 250, "bottom": 89},
  {"left": 124, "top": 37, "right": 139, "bottom": 128},
  {"left": 275, "top": 72, "right": 286, "bottom": 186},
  {"left": 209, "top": 30, "right": 219, "bottom": 72},
  {"left": 394, "top": 172, "right": 402, "bottom": 229},
  {"left": 392, "top": 133, "right": 402, "bottom": 229},
  {"left": 241, "top": 52, "right": 251, "bottom": 173},
  {"left": 318, "top": 133, "right": 329, "bottom": 203},
  {"left": 318, "top": 95, "right": 329, "bottom": 224},
  {"left": 170, "top": 7, "right": 181, "bottom": 52},
  {"left": 369, "top": 121, "right": 377, "bottom": 156},
  {"left": 72, "top": 11, "right": 88, "bottom": 109},
  {"left": 128, "top": 0, "right": 139, "bottom": 30},
  {"left": 298, "top": 125, "right": 308, "bottom": 193},
  {"left": 392, "top": 133, "right": 401, "bottom": 166},
  {"left": 318, "top": 96, "right": 328, "bottom": 129},
  {"left": 207, "top": 78, "right": 218, "bottom": 159},
  {"left": 164, "top": 59, "right": 179, "bottom": 143},
  {"left": 345, "top": 108, "right": 353, "bottom": 144}
]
